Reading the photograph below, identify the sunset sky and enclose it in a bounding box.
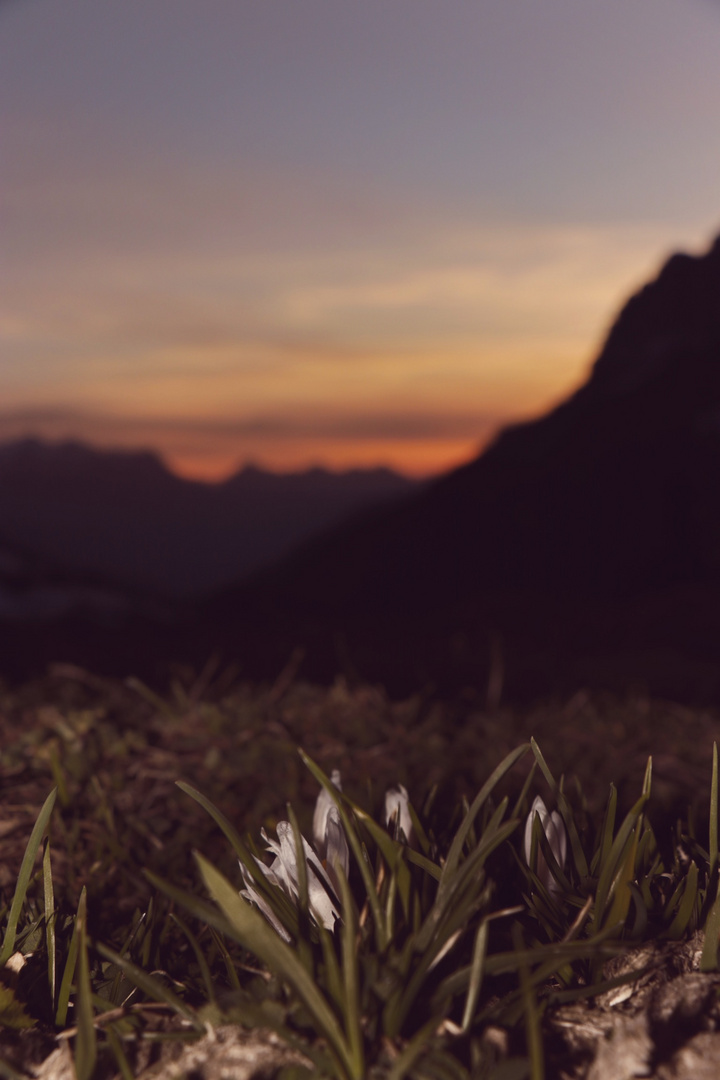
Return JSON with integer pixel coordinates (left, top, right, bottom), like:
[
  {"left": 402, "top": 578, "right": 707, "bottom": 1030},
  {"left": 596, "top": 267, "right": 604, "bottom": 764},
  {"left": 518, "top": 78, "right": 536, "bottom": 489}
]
[{"left": 3, "top": 0, "right": 720, "bottom": 480}]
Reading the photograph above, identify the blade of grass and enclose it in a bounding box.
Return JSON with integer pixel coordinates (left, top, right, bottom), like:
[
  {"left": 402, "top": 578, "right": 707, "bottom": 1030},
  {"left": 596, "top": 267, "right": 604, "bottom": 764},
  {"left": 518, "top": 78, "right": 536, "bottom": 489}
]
[
  {"left": 196, "top": 853, "right": 357, "bottom": 1079},
  {"left": 176, "top": 782, "right": 301, "bottom": 937},
  {"left": 74, "top": 904, "right": 97, "bottom": 1080},
  {"left": 286, "top": 805, "right": 314, "bottom": 974},
  {"left": 0, "top": 788, "right": 57, "bottom": 967},
  {"left": 176, "top": 781, "right": 247, "bottom": 860},
  {"left": 442, "top": 744, "right": 529, "bottom": 889},
  {"left": 701, "top": 891, "right": 720, "bottom": 972},
  {"left": 592, "top": 791, "right": 649, "bottom": 934},
  {"left": 105, "top": 1026, "right": 135, "bottom": 1080},
  {"left": 299, "top": 751, "right": 388, "bottom": 951},
  {"left": 603, "top": 825, "right": 640, "bottom": 930},
  {"left": 43, "top": 838, "right": 55, "bottom": 1012},
  {"left": 710, "top": 743, "right": 718, "bottom": 881},
  {"left": 514, "top": 924, "right": 544, "bottom": 1080},
  {"left": 337, "top": 867, "right": 364, "bottom": 1079},
  {"left": 665, "top": 860, "right": 698, "bottom": 939},
  {"left": 386, "top": 1017, "right": 442, "bottom": 1080},
  {"left": 169, "top": 914, "right": 217, "bottom": 1006},
  {"left": 461, "top": 918, "right": 488, "bottom": 1033},
  {"left": 96, "top": 944, "right": 204, "bottom": 1031},
  {"left": 530, "top": 739, "right": 588, "bottom": 880},
  {"left": 56, "top": 887, "right": 85, "bottom": 1028},
  {"left": 209, "top": 927, "right": 242, "bottom": 993}
]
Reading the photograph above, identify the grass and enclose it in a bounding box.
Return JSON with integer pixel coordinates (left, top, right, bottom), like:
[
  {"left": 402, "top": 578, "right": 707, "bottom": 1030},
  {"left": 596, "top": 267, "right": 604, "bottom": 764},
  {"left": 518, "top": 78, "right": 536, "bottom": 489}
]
[{"left": 0, "top": 663, "right": 719, "bottom": 1077}]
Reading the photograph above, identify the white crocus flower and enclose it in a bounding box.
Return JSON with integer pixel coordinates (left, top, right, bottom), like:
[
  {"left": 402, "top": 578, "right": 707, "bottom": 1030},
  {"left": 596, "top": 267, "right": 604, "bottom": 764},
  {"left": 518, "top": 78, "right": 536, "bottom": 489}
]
[
  {"left": 241, "top": 771, "right": 349, "bottom": 936},
  {"left": 523, "top": 795, "right": 567, "bottom": 896},
  {"left": 384, "top": 784, "right": 415, "bottom": 846}
]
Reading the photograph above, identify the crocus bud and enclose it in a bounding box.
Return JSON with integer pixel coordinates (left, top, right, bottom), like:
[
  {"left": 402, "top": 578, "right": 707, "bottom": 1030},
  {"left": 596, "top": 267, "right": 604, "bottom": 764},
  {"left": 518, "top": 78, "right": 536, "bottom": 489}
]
[
  {"left": 523, "top": 795, "right": 567, "bottom": 896},
  {"left": 384, "top": 784, "right": 415, "bottom": 845},
  {"left": 313, "top": 769, "right": 343, "bottom": 858}
]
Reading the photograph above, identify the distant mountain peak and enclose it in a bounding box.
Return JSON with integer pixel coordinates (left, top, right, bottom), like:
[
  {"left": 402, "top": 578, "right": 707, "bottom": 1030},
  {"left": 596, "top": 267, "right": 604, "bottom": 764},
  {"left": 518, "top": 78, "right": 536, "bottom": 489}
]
[{"left": 591, "top": 232, "right": 720, "bottom": 395}]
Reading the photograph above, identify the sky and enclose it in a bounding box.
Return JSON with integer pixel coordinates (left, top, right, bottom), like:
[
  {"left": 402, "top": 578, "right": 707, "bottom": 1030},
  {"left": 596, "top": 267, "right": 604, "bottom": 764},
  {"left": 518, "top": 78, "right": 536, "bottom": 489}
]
[{"left": 2, "top": 0, "right": 720, "bottom": 480}]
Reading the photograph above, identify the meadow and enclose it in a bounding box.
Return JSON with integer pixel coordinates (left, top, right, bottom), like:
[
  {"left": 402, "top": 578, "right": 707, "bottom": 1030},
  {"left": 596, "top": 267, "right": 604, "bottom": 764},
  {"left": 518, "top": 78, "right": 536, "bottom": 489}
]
[{"left": 0, "top": 663, "right": 718, "bottom": 1079}]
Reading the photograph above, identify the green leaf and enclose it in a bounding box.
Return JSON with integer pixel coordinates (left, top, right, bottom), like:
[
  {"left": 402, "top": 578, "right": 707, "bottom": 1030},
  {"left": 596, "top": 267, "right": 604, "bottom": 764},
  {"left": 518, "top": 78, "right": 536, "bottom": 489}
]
[
  {"left": 665, "top": 860, "right": 698, "bottom": 940},
  {"left": 0, "top": 787, "right": 57, "bottom": 967},
  {"left": 592, "top": 790, "right": 648, "bottom": 934},
  {"left": 530, "top": 739, "right": 588, "bottom": 880},
  {"left": 337, "top": 866, "right": 364, "bottom": 1079},
  {"left": 43, "top": 838, "right": 55, "bottom": 1012},
  {"left": 299, "top": 751, "right": 388, "bottom": 951},
  {"left": 176, "top": 782, "right": 301, "bottom": 938},
  {"left": 461, "top": 918, "right": 488, "bottom": 1033},
  {"left": 169, "top": 913, "right": 217, "bottom": 1006},
  {"left": 0, "top": 985, "right": 34, "bottom": 1030},
  {"left": 441, "top": 744, "right": 529, "bottom": 889},
  {"left": 56, "top": 886, "right": 85, "bottom": 1028},
  {"left": 603, "top": 825, "right": 639, "bottom": 930},
  {"left": 710, "top": 743, "right": 718, "bottom": 881},
  {"left": 195, "top": 853, "right": 359, "bottom": 1079},
  {"left": 74, "top": 905, "right": 97, "bottom": 1080},
  {"left": 514, "top": 925, "right": 544, "bottom": 1080},
  {"left": 700, "top": 891, "right": 720, "bottom": 972},
  {"left": 96, "top": 943, "right": 204, "bottom": 1031}
]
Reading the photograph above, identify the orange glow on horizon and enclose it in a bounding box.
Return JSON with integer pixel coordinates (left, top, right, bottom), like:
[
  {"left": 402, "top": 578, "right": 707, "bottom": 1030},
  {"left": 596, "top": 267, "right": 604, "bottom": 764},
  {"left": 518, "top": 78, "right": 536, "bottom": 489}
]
[{"left": 162, "top": 436, "right": 490, "bottom": 482}]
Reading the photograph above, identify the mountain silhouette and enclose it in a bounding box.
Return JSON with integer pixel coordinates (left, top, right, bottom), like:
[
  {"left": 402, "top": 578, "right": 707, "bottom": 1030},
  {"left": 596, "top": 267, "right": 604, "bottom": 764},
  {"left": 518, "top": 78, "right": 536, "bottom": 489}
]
[
  {"left": 0, "top": 440, "right": 419, "bottom": 598},
  {"left": 196, "top": 234, "right": 720, "bottom": 700},
  {"left": 4, "top": 234, "right": 720, "bottom": 702}
]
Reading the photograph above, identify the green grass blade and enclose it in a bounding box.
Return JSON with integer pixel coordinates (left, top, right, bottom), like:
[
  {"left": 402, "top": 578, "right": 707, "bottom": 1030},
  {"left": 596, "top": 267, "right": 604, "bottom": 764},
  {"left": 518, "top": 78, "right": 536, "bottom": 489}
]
[
  {"left": 603, "top": 825, "right": 639, "bottom": 930},
  {"left": 74, "top": 905, "right": 97, "bottom": 1080},
  {"left": 710, "top": 743, "right": 718, "bottom": 880},
  {"left": 196, "top": 853, "right": 357, "bottom": 1079},
  {"left": 105, "top": 1025, "right": 135, "bottom": 1080},
  {"left": 56, "top": 886, "right": 85, "bottom": 1028},
  {"left": 592, "top": 790, "right": 649, "bottom": 933},
  {"left": 461, "top": 918, "right": 488, "bottom": 1032},
  {"left": 593, "top": 784, "right": 618, "bottom": 876},
  {"left": 169, "top": 913, "right": 217, "bottom": 1006},
  {"left": 318, "top": 924, "right": 344, "bottom": 1011},
  {"left": 642, "top": 756, "right": 652, "bottom": 799},
  {"left": 299, "top": 751, "right": 388, "bottom": 951},
  {"left": 43, "top": 838, "right": 55, "bottom": 1011},
  {"left": 210, "top": 927, "right": 242, "bottom": 993},
  {"left": 386, "top": 1017, "right": 441, "bottom": 1080},
  {"left": 176, "top": 782, "right": 301, "bottom": 936},
  {"left": 442, "top": 744, "right": 529, "bottom": 887},
  {"left": 665, "top": 860, "right": 698, "bottom": 939},
  {"left": 0, "top": 787, "right": 57, "bottom": 967},
  {"left": 701, "top": 891, "right": 720, "bottom": 971},
  {"left": 530, "top": 739, "right": 588, "bottom": 879},
  {"left": 96, "top": 943, "right": 204, "bottom": 1031},
  {"left": 176, "top": 781, "right": 248, "bottom": 860},
  {"left": 514, "top": 925, "right": 544, "bottom": 1080},
  {"left": 337, "top": 867, "right": 364, "bottom": 1079}
]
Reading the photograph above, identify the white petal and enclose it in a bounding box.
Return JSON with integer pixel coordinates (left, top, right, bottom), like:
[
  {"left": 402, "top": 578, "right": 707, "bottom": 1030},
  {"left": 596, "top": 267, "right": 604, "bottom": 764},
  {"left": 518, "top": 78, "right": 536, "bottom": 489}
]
[
  {"left": 549, "top": 810, "right": 568, "bottom": 871},
  {"left": 313, "top": 770, "right": 342, "bottom": 858},
  {"left": 523, "top": 796, "right": 548, "bottom": 866},
  {"left": 275, "top": 821, "right": 341, "bottom": 930},
  {"left": 238, "top": 862, "right": 294, "bottom": 942},
  {"left": 384, "top": 784, "right": 415, "bottom": 845},
  {"left": 324, "top": 805, "right": 350, "bottom": 894},
  {"left": 524, "top": 796, "right": 567, "bottom": 896}
]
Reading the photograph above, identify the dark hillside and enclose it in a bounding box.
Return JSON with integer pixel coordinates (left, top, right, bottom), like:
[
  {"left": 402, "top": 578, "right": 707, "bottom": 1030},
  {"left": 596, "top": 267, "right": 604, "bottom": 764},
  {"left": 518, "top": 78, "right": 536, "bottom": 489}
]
[{"left": 198, "top": 236, "right": 720, "bottom": 699}]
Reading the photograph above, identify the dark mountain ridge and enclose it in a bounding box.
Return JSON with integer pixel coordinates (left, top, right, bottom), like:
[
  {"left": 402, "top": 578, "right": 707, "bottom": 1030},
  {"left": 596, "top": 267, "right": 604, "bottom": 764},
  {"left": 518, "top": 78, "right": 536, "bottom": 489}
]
[
  {"left": 4, "top": 234, "right": 720, "bottom": 703},
  {"left": 0, "top": 440, "right": 420, "bottom": 598},
  {"left": 196, "top": 234, "right": 720, "bottom": 699}
]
